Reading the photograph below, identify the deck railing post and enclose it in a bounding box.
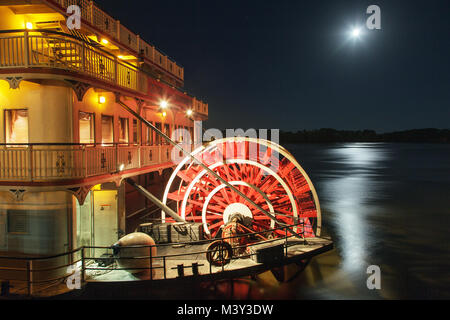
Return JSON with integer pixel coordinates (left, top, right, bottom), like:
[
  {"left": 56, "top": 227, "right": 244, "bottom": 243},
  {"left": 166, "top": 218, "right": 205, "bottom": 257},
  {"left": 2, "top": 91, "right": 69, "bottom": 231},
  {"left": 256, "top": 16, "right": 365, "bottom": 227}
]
[
  {"left": 26, "top": 260, "right": 32, "bottom": 296},
  {"left": 285, "top": 226, "right": 288, "bottom": 257},
  {"left": 81, "top": 43, "right": 86, "bottom": 73},
  {"left": 149, "top": 245, "right": 153, "bottom": 280},
  {"left": 28, "top": 145, "right": 33, "bottom": 181},
  {"left": 163, "top": 256, "right": 166, "bottom": 279},
  {"left": 81, "top": 247, "right": 85, "bottom": 283},
  {"left": 24, "top": 30, "right": 29, "bottom": 67},
  {"left": 83, "top": 146, "right": 88, "bottom": 178},
  {"left": 221, "top": 243, "right": 224, "bottom": 273},
  {"left": 114, "top": 57, "right": 118, "bottom": 84}
]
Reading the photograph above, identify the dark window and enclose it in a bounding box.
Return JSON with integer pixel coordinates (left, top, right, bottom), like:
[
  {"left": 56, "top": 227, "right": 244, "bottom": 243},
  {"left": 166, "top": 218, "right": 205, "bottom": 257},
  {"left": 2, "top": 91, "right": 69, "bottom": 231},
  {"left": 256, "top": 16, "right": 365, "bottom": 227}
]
[
  {"left": 155, "top": 122, "right": 162, "bottom": 145},
  {"left": 118, "top": 117, "right": 129, "bottom": 144},
  {"left": 143, "top": 122, "right": 153, "bottom": 145},
  {"left": 79, "top": 111, "right": 95, "bottom": 144},
  {"left": 7, "top": 210, "right": 28, "bottom": 234},
  {"left": 101, "top": 115, "right": 114, "bottom": 145},
  {"left": 164, "top": 124, "right": 170, "bottom": 145},
  {"left": 133, "top": 119, "right": 138, "bottom": 143}
]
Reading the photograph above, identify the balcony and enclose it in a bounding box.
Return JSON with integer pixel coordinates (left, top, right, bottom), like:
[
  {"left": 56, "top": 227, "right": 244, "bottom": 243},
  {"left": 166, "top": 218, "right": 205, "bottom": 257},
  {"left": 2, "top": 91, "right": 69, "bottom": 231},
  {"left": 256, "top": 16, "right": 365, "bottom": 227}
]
[
  {"left": 47, "top": 0, "right": 185, "bottom": 82},
  {"left": 0, "top": 29, "right": 209, "bottom": 117},
  {"left": 0, "top": 29, "right": 146, "bottom": 94},
  {"left": 0, "top": 143, "right": 179, "bottom": 182}
]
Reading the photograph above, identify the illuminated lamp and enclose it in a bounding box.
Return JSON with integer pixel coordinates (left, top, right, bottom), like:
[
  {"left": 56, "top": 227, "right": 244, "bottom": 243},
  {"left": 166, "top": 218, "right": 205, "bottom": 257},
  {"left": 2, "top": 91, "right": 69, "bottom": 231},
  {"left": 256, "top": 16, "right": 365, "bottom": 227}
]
[{"left": 98, "top": 95, "right": 106, "bottom": 104}]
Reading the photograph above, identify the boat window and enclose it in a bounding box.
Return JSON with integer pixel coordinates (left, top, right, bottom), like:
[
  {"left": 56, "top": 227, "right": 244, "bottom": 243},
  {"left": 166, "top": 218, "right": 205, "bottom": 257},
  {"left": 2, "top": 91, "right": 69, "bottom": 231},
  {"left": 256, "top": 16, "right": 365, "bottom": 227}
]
[
  {"left": 164, "top": 124, "right": 170, "bottom": 145},
  {"left": 132, "top": 119, "right": 138, "bottom": 144},
  {"left": 5, "top": 109, "right": 28, "bottom": 146},
  {"left": 143, "top": 122, "right": 153, "bottom": 145},
  {"left": 155, "top": 122, "right": 162, "bottom": 145},
  {"left": 118, "top": 117, "right": 129, "bottom": 144},
  {"left": 79, "top": 111, "right": 95, "bottom": 144},
  {"left": 101, "top": 115, "right": 114, "bottom": 145}
]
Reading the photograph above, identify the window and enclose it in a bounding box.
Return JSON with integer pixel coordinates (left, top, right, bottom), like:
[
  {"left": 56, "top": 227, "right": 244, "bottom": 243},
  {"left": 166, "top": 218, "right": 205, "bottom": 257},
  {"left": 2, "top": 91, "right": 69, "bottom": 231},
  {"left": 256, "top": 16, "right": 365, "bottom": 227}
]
[
  {"left": 118, "top": 117, "right": 129, "bottom": 144},
  {"left": 5, "top": 109, "right": 28, "bottom": 145},
  {"left": 7, "top": 210, "right": 28, "bottom": 234},
  {"left": 155, "top": 122, "right": 162, "bottom": 145},
  {"left": 132, "top": 119, "right": 138, "bottom": 143},
  {"left": 79, "top": 111, "right": 94, "bottom": 144},
  {"left": 143, "top": 122, "right": 153, "bottom": 145},
  {"left": 164, "top": 124, "right": 170, "bottom": 145},
  {"left": 101, "top": 115, "right": 114, "bottom": 145},
  {"left": 189, "top": 127, "right": 194, "bottom": 144}
]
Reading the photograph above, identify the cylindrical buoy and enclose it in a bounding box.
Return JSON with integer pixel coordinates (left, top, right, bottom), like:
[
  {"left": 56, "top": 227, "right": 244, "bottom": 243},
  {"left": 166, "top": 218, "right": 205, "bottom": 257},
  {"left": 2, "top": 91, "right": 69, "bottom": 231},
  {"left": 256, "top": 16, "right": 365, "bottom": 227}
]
[{"left": 112, "top": 232, "right": 157, "bottom": 278}]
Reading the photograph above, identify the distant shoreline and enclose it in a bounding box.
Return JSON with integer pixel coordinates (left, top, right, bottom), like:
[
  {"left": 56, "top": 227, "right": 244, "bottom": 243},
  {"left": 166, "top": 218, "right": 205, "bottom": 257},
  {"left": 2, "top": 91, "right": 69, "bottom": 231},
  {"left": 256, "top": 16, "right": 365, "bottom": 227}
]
[{"left": 279, "top": 128, "right": 450, "bottom": 144}]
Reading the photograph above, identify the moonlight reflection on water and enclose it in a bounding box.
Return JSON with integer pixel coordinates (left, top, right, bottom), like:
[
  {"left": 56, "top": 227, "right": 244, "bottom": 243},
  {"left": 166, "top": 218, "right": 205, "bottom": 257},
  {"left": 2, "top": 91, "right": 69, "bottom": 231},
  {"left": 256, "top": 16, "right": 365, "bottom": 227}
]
[{"left": 287, "top": 143, "right": 450, "bottom": 299}]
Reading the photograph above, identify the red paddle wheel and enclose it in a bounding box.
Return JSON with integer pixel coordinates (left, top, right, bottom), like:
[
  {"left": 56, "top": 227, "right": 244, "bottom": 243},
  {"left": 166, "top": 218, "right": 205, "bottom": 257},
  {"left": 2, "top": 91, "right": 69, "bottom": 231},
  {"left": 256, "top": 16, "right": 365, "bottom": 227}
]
[{"left": 162, "top": 138, "right": 321, "bottom": 240}]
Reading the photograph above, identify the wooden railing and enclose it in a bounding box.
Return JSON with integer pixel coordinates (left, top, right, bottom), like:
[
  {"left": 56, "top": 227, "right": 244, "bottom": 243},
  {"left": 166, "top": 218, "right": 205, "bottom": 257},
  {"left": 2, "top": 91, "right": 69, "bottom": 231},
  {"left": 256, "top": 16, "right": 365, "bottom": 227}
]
[
  {"left": 0, "top": 30, "right": 207, "bottom": 117},
  {"left": 0, "top": 144, "right": 175, "bottom": 182},
  {"left": 47, "top": 0, "right": 184, "bottom": 81},
  {"left": 0, "top": 30, "right": 144, "bottom": 94}
]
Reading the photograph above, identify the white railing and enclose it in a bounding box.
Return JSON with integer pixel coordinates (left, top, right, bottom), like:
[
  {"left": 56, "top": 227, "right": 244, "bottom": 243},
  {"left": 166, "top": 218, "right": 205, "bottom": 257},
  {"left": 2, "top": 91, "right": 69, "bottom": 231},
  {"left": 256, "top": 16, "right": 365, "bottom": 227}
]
[{"left": 0, "top": 144, "right": 179, "bottom": 182}]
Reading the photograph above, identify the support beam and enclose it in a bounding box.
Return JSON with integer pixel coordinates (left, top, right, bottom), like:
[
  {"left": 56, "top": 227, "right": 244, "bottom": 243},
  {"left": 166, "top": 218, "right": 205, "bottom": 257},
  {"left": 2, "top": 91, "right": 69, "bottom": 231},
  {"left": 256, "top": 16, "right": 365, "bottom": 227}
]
[{"left": 125, "top": 178, "right": 186, "bottom": 223}]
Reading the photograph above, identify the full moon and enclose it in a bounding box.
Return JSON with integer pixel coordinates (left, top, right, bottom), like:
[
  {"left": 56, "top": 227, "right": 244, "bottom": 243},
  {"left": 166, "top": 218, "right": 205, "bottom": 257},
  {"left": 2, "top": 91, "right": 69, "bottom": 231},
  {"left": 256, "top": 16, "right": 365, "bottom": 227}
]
[{"left": 351, "top": 28, "right": 361, "bottom": 38}]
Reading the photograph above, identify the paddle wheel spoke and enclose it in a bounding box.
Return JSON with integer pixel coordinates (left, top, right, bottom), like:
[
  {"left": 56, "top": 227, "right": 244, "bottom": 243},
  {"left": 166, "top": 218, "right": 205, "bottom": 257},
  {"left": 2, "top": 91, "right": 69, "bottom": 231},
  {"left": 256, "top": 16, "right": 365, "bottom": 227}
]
[{"left": 162, "top": 138, "right": 322, "bottom": 239}]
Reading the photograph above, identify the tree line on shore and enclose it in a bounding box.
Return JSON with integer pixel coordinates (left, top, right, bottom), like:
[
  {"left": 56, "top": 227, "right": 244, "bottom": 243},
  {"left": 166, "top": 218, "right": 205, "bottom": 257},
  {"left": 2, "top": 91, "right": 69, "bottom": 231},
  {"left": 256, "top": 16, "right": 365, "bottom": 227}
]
[{"left": 279, "top": 128, "right": 450, "bottom": 143}]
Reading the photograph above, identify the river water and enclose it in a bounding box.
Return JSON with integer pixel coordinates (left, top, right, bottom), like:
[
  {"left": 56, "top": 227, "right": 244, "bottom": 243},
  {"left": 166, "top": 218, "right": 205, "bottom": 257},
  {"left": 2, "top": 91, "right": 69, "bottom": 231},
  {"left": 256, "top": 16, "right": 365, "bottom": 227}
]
[{"left": 286, "top": 143, "right": 450, "bottom": 300}]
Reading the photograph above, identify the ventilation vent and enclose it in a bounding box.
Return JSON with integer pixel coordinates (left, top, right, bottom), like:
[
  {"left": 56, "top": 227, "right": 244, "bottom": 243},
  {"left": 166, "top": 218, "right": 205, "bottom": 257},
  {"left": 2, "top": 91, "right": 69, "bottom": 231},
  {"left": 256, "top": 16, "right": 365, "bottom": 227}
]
[{"left": 7, "top": 211, "right": 28, "bottom": 234}]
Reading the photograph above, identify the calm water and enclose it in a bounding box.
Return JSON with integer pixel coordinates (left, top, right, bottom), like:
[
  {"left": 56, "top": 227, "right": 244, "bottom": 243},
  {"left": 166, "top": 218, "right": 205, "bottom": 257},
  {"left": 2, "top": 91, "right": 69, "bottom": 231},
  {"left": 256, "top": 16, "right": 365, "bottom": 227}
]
[{"left": 286, "top": 143, "right": 450, "bottom": 299}]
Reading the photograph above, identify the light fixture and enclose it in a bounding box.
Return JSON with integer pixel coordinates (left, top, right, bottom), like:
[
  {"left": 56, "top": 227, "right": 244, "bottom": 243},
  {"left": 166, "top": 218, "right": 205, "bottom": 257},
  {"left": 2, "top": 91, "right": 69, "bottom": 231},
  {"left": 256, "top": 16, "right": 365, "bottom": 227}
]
[
  {"left": 160, "top": 100, "right": 168, "bottom": 109},
  {"left": 119, "top": 164, "right": 125, "bottom": 171},
  {"left": 186, "top": 109, "right": 193, "bottom": 117},
  {"left": 118, "top": 55, "right": 125, "bottom": 59},
  {"left": 98, "top": 95, "right": 106, "bottom": 104},
  {"left": 162, "top": 111, "right": 167, "bottom": 117},
  {"left": 101, "top": 39, "right": 109, "bottom": 45},
  {"left": 26, "top": 22, "right": 33, "bottom": 30}
]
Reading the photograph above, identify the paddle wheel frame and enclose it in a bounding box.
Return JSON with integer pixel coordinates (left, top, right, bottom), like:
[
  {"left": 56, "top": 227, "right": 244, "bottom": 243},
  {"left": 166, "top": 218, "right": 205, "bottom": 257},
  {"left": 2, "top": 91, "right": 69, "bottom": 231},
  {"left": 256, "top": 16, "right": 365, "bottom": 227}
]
[{"left": 162, "top": 138, "right": 322, "bottom": 244}]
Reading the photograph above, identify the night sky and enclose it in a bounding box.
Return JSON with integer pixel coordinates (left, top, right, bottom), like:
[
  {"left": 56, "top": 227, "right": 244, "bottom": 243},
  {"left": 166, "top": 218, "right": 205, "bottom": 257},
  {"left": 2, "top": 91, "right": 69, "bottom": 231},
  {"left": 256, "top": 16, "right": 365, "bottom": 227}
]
[{"left": 96, "top": 0, "right": 450, "bottom": 133}]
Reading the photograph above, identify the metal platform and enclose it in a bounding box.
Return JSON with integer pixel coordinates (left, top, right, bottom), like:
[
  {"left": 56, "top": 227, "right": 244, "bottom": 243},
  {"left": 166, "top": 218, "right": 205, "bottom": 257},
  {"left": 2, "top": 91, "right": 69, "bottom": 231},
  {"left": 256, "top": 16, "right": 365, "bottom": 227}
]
[{"left": 89, "top": 237, "right": 333, "bottom": 282}]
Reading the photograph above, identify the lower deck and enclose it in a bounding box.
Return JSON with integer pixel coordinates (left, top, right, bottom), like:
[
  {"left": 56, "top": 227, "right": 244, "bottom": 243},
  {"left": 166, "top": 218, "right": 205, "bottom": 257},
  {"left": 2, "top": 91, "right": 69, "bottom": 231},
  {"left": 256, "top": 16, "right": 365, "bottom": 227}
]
[{"left": 0, "top": 236, "right": 333, "bottom": 299}]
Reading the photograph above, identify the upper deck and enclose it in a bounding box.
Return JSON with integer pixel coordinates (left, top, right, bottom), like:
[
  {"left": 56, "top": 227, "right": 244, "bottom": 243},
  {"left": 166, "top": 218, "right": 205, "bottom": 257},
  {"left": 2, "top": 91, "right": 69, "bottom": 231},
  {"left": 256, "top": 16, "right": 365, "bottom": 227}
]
[
  {"left": 0, "top": 0, "right": 208, "bottom": 187},
  {"left": 0, "top": 0, "right": 208, "bottom": 115}
]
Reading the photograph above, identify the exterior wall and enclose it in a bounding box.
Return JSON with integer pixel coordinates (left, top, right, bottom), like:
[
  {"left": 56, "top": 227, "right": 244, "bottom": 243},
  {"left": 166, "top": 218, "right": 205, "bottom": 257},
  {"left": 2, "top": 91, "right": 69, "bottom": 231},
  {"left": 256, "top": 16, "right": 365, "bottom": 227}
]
[
  {"left": 72, "top": 88, "right": 195, "bottom": 145},
  {"left": 0, "top": 191, "right": 71, "bottom": 256},
  {"left": 0, "top": 80, "right": 73, "bottom": 144}
]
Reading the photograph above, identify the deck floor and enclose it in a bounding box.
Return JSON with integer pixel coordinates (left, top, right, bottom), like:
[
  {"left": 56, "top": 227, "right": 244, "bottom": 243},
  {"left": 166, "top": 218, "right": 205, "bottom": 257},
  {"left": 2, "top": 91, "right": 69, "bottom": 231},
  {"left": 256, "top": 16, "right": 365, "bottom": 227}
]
[
  {"left": 90, "top": 237, "right": 333, "bottom": 282},
  {"left": 1, "top": 237, "right": 332, "bottom": 298}
]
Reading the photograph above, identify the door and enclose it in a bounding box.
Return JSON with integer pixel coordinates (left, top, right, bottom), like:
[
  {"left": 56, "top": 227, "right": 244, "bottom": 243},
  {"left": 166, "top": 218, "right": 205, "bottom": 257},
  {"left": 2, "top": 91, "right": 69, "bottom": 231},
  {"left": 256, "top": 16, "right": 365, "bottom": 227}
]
[{"left": 93, "top": 190, "right": 118, "bottom": 256}]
